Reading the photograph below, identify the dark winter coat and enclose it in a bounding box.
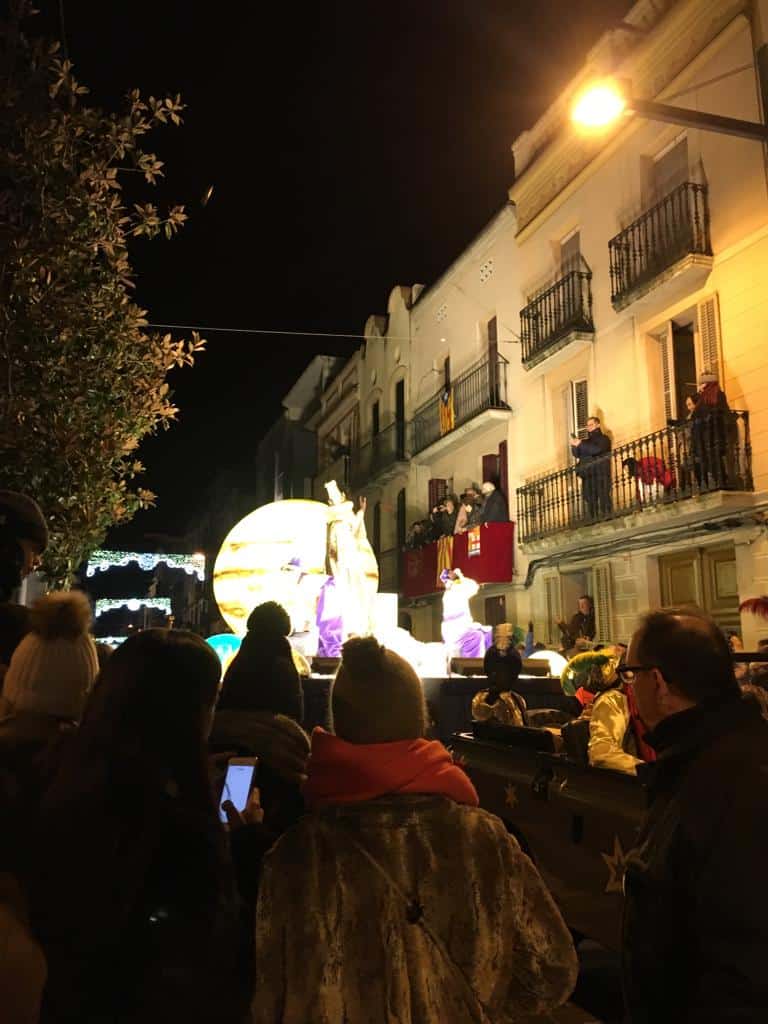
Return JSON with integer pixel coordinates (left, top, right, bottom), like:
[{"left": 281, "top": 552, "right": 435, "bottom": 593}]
[
  {"left": 480, "top": 488, "right": 508, "bottom": 523},
  {"left": 623, "top": 695, "right": 768, "bottom": 1023},
  {"left": 573, "top": 428, "right": 611, "bottom": 475},
  {"left": 483, "top": 645, "right": 523, "bottom": 693}
]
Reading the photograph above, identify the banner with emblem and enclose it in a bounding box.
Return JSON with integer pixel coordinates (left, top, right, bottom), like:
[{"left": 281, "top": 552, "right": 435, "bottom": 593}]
[{"left": 467, "top": 526, "right": 481, "bottom": 558}]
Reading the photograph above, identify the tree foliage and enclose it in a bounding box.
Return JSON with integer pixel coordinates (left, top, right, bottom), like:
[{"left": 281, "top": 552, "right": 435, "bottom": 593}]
[{"left": 0, "top": 2, "right": 205, "bottom": 585}]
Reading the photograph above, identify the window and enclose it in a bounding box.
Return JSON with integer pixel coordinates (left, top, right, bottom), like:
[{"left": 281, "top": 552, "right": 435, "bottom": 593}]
[
  {"left": 443, "top": 356, "right": 451, "bottom": 389},
  {"left": 560, "top": 230, "right": 581, "bottom": 274},
  {"left": 649, "top": 134, "right": 688, "bottom": 201},
  {"left": 569, "top": 379, "right": 589, "bottom": 435},
  {"left": 657, "top": 294, "right": 723, "bottom": 420},
  {"left": 593, "top": 564, "right": 614, "bottom": 644},
  {"left": 395, "top": 379, "right": 405, "bottom": 459},
  {"left": 371, "top": 400, "right": 380, "bottom": 437}
]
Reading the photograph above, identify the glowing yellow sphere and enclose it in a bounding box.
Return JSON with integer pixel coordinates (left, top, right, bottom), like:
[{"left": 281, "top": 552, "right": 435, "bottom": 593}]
[
  {"left": 213, "top": 500, "right": 329, "bottom": 636},
  {"left": 572, "top": 81, "right": 626, "bottom": 130}
]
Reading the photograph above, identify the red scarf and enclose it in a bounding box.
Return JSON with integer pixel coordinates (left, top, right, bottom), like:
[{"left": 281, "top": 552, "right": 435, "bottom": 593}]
[{"left": 303, "top": 728, "right": 479, "bottom": 809}]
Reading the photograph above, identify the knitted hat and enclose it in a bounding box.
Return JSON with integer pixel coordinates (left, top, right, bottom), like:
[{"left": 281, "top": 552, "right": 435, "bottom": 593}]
[
  {"left": 2, "top": 591, "right": 98, "bottom": 720},
  {"left": 699, "top": 370, "right": 718, "bottom": 385},
  {"left": 332, "top": 636, "right": 427, "bottom": 744},
  {"left": 0, "top": 491, "right": 48, "bottom": 551}
]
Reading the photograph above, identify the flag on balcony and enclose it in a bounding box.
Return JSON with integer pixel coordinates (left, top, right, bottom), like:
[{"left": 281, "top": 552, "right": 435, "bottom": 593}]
[
  {"left": 436, "top": 535, "right": 453, "bottom": 587},
  {"left": 439, "top": 386, "right": 455, "bottom": 436}
]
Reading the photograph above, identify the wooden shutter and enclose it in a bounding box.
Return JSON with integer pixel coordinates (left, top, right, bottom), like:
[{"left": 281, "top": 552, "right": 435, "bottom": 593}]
[
  {"left": 482, "top": 453, "right": 500, "bottom": 486},
  {"left": 697, "top": 293, "right": 723, "bottom": 382},
  {"left": 545, "top": 576, "right": 562, "bottom": 646},
  {"left": 572, "top": 379, "right": 589, "bottom": 435},
  {"left": 428, "top": 478, "right": 447, "bottom": 510},
  {"left": 593, "top": 564, "right": 614, "bottom": 644},
  {"left": 498, "top": 440, "right": 509, "bottom": 504},
  {"left": 660, "top": 323, "right": 676, "bottom": 420}
]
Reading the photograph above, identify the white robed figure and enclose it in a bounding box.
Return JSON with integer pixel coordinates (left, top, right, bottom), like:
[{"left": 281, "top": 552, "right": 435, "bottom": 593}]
[
  {"left": 324, "top": 480, "right": 379, "bottom": 640},
  {"left": 440, "top": 568, "right": 492, "bottom": 658}
]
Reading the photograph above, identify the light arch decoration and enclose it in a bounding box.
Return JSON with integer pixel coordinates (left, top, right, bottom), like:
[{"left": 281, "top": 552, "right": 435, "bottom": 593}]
[
  {"left": 86, "top": 550, "right": 206, "bottom": 581},
  {"left": 94, "top": 597, "right": 172, "bottom": 618}
]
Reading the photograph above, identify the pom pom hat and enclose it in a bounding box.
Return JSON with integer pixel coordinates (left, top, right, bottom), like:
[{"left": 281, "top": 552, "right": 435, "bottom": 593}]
[
  {"left": 332, "top": 637, "right": 427, "bottom": 744},
  {"left": 2, "top": 591, "right": 98, "bottom": 720}
]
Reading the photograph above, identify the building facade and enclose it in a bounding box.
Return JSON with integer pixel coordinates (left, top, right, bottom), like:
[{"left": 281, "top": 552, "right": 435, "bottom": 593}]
[{"left": 295, "top": 0, "right": 768, "bottom": 647}]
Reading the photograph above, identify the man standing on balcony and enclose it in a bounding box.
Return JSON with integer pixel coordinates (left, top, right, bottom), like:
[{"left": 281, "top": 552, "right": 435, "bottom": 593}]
[
  {"left": 479, "top": 481, "right": 508, "bottom": 523},
  {"left": 571, "top": 416, "right": 612, "bottom": 521}
]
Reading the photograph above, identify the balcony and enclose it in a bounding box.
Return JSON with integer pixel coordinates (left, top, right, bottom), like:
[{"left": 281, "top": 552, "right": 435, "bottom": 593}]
[
  {"left": 350, "top": 420, "right": 410, "bottom": 488},
  {"left": 402, "top": 521, "right": 515, "bottom": 599},
  {"left": 609, "top": 182, "right": 712, "bottom": 311},
  {"left": 412, "top": 354, "right": 510, "bottom": 457},
  {"left": 520, "top": 264, "right": 595, "bottom": 370},
  {"left": 516, "top": 411, "right": 752, "bottom": 544}
]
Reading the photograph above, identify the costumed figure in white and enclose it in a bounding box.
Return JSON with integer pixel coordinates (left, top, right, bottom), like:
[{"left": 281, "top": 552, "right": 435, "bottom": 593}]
[
  {"left": 440, "top": 568, "right": 492, "bottom": 659},
  {"left": 324, "top": 480, "right": 379, "bottom": 642}
]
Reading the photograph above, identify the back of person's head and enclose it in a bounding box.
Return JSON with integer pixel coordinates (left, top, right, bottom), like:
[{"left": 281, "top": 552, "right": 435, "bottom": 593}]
[
  {"left": 2, "top": 591, "right": 97, "bottom": 720},
  {"left": 77, "top": 628, "right": 221, "bottom": 798},
  {"left": 635, "top": 607, "right": 738, "bottom": 703},
  {"left": 246, "top": 600, "right": 291, "bottom": 638},
  {"left": 332, "top": 637, "right": 426, "bottom": 744},
  {"left": 0, "top": 491, "right": 48, "bottom": 601},
  {"left": 219, "top": 602, "right": 303, "bottom": 721}
]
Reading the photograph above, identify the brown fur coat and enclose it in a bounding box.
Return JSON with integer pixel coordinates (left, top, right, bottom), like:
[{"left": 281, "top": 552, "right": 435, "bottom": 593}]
[{"left": 252, "top": 794, "right": 577, "bottom": 1023}]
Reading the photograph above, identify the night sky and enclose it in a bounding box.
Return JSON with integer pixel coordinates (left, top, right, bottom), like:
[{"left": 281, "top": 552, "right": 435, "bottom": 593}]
[{"left": 39, "top": 0, "right": 631, "bottom": 539}]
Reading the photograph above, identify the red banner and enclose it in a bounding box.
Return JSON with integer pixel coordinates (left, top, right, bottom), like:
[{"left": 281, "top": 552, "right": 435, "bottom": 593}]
[{"left": 401, "top": 521, "right": 515, "bottom": 599}]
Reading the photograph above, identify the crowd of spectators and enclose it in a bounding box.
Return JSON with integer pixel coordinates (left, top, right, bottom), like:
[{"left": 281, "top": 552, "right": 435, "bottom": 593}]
[{"left": 406, "top": 480, "right": 509, "bottom": 549}]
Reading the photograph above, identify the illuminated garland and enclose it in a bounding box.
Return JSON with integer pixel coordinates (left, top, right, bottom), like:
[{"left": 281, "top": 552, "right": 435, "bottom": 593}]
[
  {"left": 94, "top": 597, "right": 172, "bottom": 618},
  {"left": 86, "top": 550, "right": 205, "bottom": 581},
  {"left": 95, "top": 637, "right": 129, "bottom": 646}
]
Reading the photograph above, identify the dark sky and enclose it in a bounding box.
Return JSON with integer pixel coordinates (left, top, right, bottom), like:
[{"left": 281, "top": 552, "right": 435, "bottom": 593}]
[{"left": 41, "top": 0, "right": 631, "bottom": 539}]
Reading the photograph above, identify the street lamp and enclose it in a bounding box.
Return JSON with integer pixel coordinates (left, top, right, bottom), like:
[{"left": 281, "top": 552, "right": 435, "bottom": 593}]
[{"left": 572, "top": 78, "right": 768, "bottom": 142}]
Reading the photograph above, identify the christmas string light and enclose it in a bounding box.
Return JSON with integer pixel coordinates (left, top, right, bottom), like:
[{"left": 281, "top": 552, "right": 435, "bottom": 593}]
[
  {"left": 86, "top": 550, "right": 205, "bottom": 581},
  {"left": 94, "top": 597, "right": 172, "bottom": 618}
]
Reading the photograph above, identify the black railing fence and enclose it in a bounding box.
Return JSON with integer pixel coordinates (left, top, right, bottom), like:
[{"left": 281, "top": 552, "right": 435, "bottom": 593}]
[
  {"left": 516, "top": 411, "right": 752, "bottom": 543},
  {"left": 521, "top": 265, "right": 594, "bottom": 367},
  {"left": 609, "top": 182, "right": 711, "bottom": 307},
  {"left": 412, "top": 354, "right": 509, "bottom": 455},
  {"left": 350, "top": 420, "right": 410, "bottom": 487}
]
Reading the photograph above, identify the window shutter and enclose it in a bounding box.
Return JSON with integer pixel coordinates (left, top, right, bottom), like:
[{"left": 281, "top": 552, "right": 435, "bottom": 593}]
[
  {"left": 482, "top": 453, "right": 499, "bottom": 486},
  {"left": 593, "top": 564, "right": 614, "bottom": 644},
  {"left": 697, "top": 293, "right": 723, "bottom": 382},
  {"left": 572, "top": 379, "right": 589, "bottom": 435},
  {"left": 428, "top": 478, "right": 447, "bottom": 511},
  {"left": 660, "top": 323, "right": 676, "bottom": 420},
  {"left": 544, "top": 576, "right": 561, "bottom": 646}
]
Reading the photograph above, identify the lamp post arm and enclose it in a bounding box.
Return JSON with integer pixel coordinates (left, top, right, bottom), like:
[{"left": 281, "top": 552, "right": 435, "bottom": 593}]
[{"left": 629, "top": 97, "right": 768, "bottom": 142}]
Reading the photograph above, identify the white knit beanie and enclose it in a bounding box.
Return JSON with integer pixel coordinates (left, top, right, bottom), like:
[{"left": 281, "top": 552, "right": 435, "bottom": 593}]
[{"left": 2, "top": 591, "right": 98, "bottom": 721}]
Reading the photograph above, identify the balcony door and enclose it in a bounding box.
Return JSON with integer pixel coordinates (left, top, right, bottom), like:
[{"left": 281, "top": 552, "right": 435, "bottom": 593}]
[
  {"left": 659, "top": 545, "right": 739, "bottom": 632},
  {"left": 660, "top": 321, "right": 697, "bottom": 420},
  {"left": 646, "top": 134, "right": 688, "bottom": 204},
  {"left": 488, "top": 316, "right": 499, "bottom": 405}
]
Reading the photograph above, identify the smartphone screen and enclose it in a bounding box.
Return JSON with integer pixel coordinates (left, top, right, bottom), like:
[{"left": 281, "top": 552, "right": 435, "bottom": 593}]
[{"left": 219, "top": 760, "right": 256, "bottom": 823}]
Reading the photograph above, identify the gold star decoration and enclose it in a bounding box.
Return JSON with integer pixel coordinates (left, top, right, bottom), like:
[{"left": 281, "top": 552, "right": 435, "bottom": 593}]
[
  {"left": 504, "top": 782, "right": 518, "bottom": 810},
  {"left": 601, "top": 835, "right": 628, "bottom": 894}
]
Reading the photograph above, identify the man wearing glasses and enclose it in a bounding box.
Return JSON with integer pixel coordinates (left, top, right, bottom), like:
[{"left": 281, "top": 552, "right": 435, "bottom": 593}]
[{"left": 621, "top": 608, "right": 768, "bottom": 1023}]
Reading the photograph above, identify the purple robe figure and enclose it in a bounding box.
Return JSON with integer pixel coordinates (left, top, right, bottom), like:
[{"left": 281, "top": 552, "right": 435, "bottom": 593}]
[{"left": 316, "top": 577, "right": 344, "bottom": 659}]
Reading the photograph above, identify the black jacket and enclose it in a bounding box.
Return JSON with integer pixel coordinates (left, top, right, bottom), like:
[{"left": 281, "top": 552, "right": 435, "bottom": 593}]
[
  {"left": 573, "top": 428, "right": 611, "bottom": 478},
  {"left": 480, "top": 489, "right": 508, "bottom": 523},
  {"left": 623, "top": 696, "right": 768, "bottom": 1023}
]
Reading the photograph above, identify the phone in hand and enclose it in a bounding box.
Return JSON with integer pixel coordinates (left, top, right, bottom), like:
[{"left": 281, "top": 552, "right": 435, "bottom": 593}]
[
  {"left": 219, "top": 757, "right": 258, "bottom": 823},
  {"left": 570, "top": 432, "right": 578, "bottom": 440}
]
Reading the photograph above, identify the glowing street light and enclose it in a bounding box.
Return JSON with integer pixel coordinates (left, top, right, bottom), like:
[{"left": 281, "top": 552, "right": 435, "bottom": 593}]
[
  {"left": 571, "top": 80, "right": 627, "bottom": 131},
  {"left": 571, "top": 76, "right": 768, "bottom": 143}
]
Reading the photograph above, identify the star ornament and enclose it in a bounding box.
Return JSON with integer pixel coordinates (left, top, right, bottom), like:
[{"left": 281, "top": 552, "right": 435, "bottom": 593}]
[
  {"left": 504, "top": 783, "right": 518, "bottom": 810},
  {"left": 601, "top": 835, "right": 628, "bottom": 894}
]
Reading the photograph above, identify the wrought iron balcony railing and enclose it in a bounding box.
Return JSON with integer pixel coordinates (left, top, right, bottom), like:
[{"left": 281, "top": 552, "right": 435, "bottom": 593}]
[
  {"left": 520, "top": 264, "right": 595, "bottom": 368},
  {"left": 609, "top": 182, "right": 711, "bottom": 308},
  {"left": 412, "top": 354, "right": 509, "bottom": 456},
  {"left": 516, "top": 411, "right": 752, "bottom": 543},
  {"left": 350, "top": 419, "right": 410, "bottom": 487}
]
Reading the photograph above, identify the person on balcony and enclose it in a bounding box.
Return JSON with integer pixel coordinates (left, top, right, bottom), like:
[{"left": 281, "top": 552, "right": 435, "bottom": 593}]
[
  {"left": 622, "top": 456, "right": 675, "bottom": 505},
  {"left": 430, "top": 494, "right": 458, "bottom": 537},
  {"left": 557, "top": 595, "right": 596, "bottom": 652},
  {"left": 570, "top": 416, "right": 612, "bottom": 520},
  {"left": 690, "top": 370, "right": 733, "bottom": 490},
  {"left": 479, "top": 481, "right": 508, "bottom": 523}
]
